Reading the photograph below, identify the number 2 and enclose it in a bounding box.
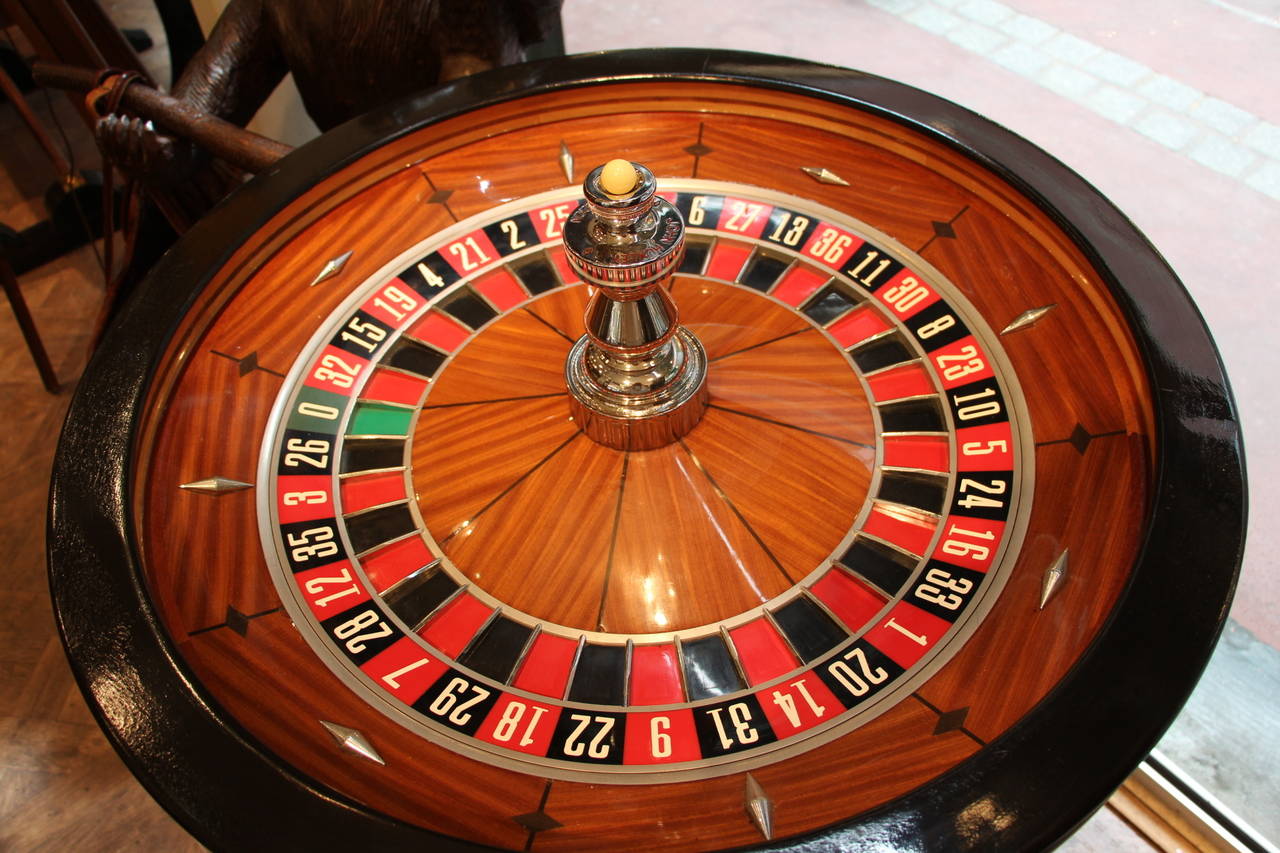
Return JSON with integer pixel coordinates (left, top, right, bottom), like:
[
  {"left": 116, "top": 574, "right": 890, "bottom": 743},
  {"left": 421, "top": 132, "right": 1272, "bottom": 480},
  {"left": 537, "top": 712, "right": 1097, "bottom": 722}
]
[{"left": 499, "top": 219, "right": 527, "bottom": 251}]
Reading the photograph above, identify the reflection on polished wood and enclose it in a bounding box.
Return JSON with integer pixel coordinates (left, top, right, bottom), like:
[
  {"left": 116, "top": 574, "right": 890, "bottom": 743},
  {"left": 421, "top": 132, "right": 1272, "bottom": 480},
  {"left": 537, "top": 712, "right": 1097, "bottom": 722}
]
[
  {"left": 684, "top": 406, "right": 874, "bottom": 580},
  {"left": 130, "top": 80, "right": 1154, "bottom": 848},
  {"left": 710, "top": 328, "right": 878, "bottom": 445},
  {"left": 672, "top": 274, "right": 810, "bottom": 359},
  {"left": 437, "top": 433, "right": 619, "bottom": 631},
  {"left": 603, "top": 438, "right": 790, "bottom": 633},
  {"left": 920, "top": 436, "right": 1151, "bottom": 741},
  {"left": 417, "top": 306, "right": 571, "bottom": 407},
  {"left": 523, "top": 281, "right": 589, "bottom": 339},
  {"left": 413, "top": 395, "right": 578, "bottom": 545}
]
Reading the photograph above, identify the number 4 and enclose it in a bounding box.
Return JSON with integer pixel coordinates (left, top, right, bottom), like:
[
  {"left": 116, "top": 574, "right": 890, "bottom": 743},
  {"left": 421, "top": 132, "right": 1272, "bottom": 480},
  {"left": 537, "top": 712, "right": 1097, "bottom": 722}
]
[{"left": 417, "top": 261, "right": 446, "bottom": 288}]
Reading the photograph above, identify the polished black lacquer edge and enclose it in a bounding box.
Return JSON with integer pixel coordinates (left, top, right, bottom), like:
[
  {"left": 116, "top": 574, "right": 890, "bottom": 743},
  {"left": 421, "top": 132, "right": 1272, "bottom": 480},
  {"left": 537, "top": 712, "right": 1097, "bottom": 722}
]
[{"left": 47, "top": 48, "right": 1245, "bottom": 852}]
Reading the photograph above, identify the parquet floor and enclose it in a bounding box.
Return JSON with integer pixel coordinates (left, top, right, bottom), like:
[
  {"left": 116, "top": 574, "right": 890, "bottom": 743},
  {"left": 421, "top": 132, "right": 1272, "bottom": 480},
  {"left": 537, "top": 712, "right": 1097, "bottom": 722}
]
[
  {"left": 0, "top": 269, "right": 204, "bottom": 852},
  {"left": 0, "top": 77, "right": 201, "bottom": 853}
]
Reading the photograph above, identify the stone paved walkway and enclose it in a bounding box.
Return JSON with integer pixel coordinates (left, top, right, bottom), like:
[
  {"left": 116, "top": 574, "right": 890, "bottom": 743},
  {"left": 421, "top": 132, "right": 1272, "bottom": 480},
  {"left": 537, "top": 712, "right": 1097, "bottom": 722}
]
[{"left": 879, "top": 0, "right": 1280, "bottom": 197}]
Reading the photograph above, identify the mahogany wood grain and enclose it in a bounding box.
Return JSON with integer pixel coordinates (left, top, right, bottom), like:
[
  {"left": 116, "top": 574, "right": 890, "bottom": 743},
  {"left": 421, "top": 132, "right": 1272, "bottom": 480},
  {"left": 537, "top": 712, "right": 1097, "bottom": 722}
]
[
  {"left": 138, "top": 170, "right": 459, "bottom": 636},
  {"left": 682, "top": 405, "right": 872, "bottom": 583},
  {"left": 437, "top": 432, "right": 619, "bottom": 631},
  {"left": 670, "top": 273, "right": 811, "bottom": 359},
  {"left": 535, "top": 698, "right": 980, "bottom": 851},
  {"left": 604, "top": 436, "right": 792, "bottom": 633},
  {"left": 918, "top": 436, "right": 1152, "bottom": 742},
  {"left": 694, "top": 120, "right": 952, "bottom": 254},
  {"left": 522, "top": 283, "right": 589, "bottom": 340},
  {"left": 925, "top": 203, "right": 1154, "bottom": 445},
  {"left": 709, "top": 329, "right": 879, "bottom": 446},
  {"left": 417, "top": 306, "right": 572, "bottom": 406},
  {"left": 423, "top": 113, "right": 701, "bottom": 217},
  {"left": 177, "top": 613, "right": 542, "bottom": 850},
  {"left": 414, "top": 281, "right": 873, "bottom": 634},
  {"left": 131, "top": 79, "right": 1154, "bottom": 848},
  {"left": 140, "top": 358, "right": 280, "bottom": 633},
  {"left": 414, "top": 395, "right": 579, "bottom": 547}
]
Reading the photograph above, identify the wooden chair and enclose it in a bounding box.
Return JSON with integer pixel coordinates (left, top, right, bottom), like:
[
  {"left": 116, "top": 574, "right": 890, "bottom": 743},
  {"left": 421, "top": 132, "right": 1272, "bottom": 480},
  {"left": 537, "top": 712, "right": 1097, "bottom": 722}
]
[{"left": 0, "top": 224, "right": 59, "bottom": 393}]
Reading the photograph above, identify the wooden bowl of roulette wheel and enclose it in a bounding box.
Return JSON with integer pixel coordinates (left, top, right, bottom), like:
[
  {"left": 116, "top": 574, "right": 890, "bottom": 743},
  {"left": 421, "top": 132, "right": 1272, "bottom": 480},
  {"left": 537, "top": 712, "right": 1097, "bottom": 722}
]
[{"left": 48, "top": 49, "right": 1244, "bottom": 851}]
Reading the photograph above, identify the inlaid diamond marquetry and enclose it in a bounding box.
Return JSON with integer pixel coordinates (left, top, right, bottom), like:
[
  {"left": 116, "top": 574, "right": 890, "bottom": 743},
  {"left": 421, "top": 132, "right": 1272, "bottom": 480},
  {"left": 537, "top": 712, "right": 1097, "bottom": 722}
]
[
  {"left": 188, "top": 605, "right": 279, "bottom": 637},
  {"left": 933, "top": 706, "right": 970, "bottom": 735},
  {"left": 225, "top": 605, "right": 250, "bottom": 637},
  {"left": 800, "top": 166, "right": 850, "bottom": 186},
  {"left": 320, "top": 721, "right": 385, "bottom": 765},
  {"left": 309, "top": 250, "right": 353, "bottom": 287},
  {"left": 1068, "top": 424, "right": 1093, "bottom": 455},
  {"left": 513, "top": 809, "right": 563, "bottom": 833},
  {"left": 210, "top": 348, "right": 283, "bottom": 378}
]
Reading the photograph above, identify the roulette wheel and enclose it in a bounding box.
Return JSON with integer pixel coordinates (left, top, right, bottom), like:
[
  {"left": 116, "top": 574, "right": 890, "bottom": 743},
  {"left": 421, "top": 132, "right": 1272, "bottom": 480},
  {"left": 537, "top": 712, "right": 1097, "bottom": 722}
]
[{"left": 48, "top": 49, "right": 1246, "bottom": 851}]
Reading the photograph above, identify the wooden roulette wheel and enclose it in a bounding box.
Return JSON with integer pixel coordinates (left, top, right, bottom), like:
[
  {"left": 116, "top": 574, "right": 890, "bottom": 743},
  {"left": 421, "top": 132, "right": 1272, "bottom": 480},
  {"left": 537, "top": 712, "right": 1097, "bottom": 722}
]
[{"left": 49, "top": 49, "right": 1246, "bottom": 851}]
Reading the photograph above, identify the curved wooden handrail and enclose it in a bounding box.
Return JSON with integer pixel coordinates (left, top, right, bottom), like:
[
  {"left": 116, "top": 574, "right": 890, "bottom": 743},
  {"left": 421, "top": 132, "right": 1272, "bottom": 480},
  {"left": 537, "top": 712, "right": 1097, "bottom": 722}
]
[{"left": 32, "top": 61, "right": 293, "bottom": 174}]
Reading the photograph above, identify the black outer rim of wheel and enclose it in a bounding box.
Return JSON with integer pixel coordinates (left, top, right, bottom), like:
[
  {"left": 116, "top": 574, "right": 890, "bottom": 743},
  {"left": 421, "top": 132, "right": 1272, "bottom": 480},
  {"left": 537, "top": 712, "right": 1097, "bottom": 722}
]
[{"left": 47, "top": 48, "right": 1246, "bottom": 852}]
